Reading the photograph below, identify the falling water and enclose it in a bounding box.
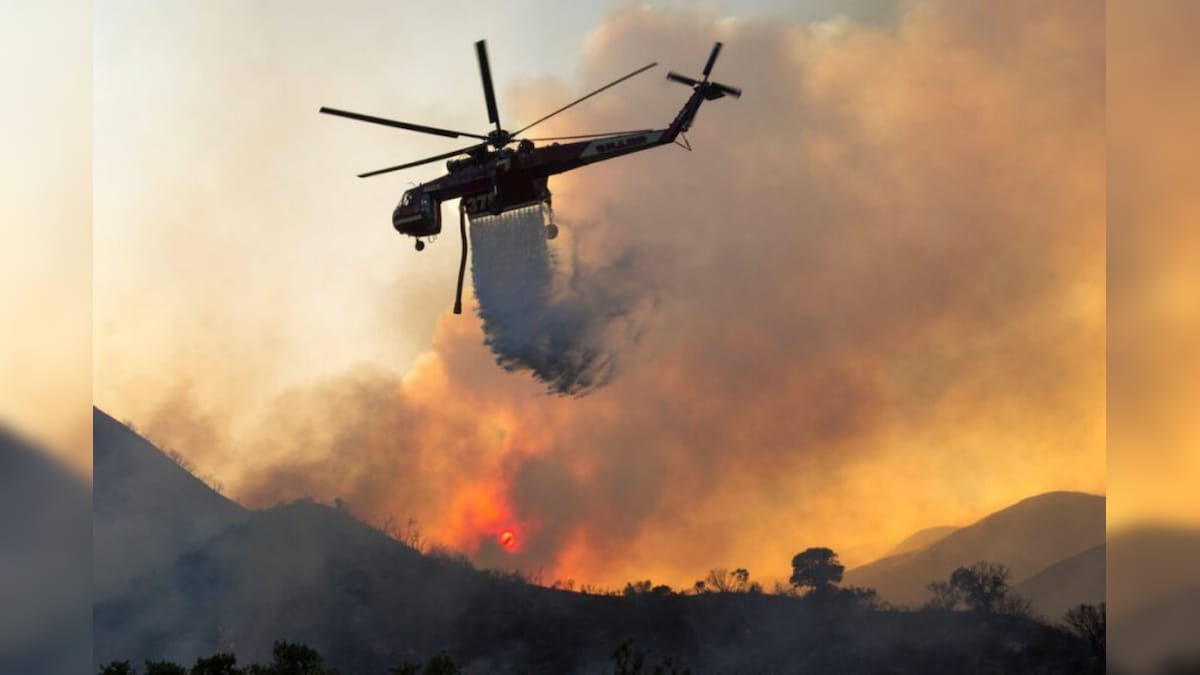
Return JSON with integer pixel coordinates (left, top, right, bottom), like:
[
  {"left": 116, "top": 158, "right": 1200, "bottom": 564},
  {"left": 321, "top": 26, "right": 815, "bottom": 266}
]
[{"left": 469, "top": 206, "right": 647, "bottom": 395}]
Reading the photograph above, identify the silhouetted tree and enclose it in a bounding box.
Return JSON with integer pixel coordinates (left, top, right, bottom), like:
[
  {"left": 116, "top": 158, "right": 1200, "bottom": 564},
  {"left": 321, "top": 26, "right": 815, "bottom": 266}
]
[
  {"left": 166, "top": 449, "right": 194, "bottom": 473},
  {"left": 704, "top": 568, "right": 734, "bottom": 592},
  {"left": 246, "top": 641, "right": 336, "bottom": 675},
  {"left": 390, "top": 652, "right": 460, "bottom": 675},
  {"left": 624, "top": 580, "right": 654, "bottom": 596},
  {"left": 842, "top": 585, "right": 884, "bottom": 610},
  {"left": 790, "top": 548, "right": 844, "bottom": 593},
  {"left": 699, "top": 567, "right": 760, "bottom": 593},
  {"left": 1063, "top": 602, "right": 1105, "bottom": 663},
  {"left": 946, "top": 562, "right": 1029, "bottom": 615},
  {"left": 925, "top": 581, "right": 960, "bottom": 610},
  {"left": 145, "top": 662, "right": 187, "bottom": 675},
  {"left": 191, "top": 652, "right": 242, "bottom": 675},
  {"left": 99, "top": 662, "right": 136, "bottom": 675}
]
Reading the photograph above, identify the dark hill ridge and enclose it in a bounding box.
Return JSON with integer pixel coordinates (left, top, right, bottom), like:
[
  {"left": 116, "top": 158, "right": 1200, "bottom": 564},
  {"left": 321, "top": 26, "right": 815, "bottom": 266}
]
[
  {"left": 94, "top": 499, "right": 1091, "bottom": 674},
  {"left": 843, "top": 491, "right": 1105, "bottom": 608},
  {"left": 94, "top": 407, "right": 248, "bottom": 600},
  {"left": 93, "top": 410, "right": 1095, "bottom": 673},
  {"left": 1015, "top": 543, "right": 1105, "bottom": 620}
]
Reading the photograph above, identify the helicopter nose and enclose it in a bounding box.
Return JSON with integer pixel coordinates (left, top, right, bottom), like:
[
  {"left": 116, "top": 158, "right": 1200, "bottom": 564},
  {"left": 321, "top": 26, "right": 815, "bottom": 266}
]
[{"left": 392, "top": 203, "right": 406, "bottom": 231}]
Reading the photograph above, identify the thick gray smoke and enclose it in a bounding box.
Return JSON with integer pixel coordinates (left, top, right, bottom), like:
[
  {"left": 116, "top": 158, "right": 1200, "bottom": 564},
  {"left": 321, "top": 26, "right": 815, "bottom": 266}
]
[{"left": 469, "top": 206, "right": 650, "bottom": 395}]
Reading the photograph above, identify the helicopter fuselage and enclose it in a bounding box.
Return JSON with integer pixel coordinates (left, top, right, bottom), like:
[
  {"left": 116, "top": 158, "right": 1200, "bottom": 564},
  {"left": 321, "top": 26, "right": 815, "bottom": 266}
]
[{"left": 391, "top": 127, "right": 673, "bottom": 238}]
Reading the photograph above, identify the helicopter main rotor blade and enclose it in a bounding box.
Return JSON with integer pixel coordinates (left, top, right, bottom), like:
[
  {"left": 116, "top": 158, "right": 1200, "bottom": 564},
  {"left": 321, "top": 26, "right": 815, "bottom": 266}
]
[
  {"left": 711, "top": 82, "right": 742, "bottom": 98},
  {"left": 357, "top": 142, "right": 487, "bottom": 178},
  {"left": 702, "top": 42, "right": 723, "bottom": 78},
  {"left": 511, "top": 61, "right": 658, "bottom": 137},
  {"left": 667, "top": 72, "right": 701, "bottom": 87},
  {"left": 521, "top": 129, "right": 655, "bottom": 141},
  {"left": 320, "top": 107, "right": 488, "bottom": 140},
  {"left": 475, "top": 40, "right": 501, "bottom": 131}
]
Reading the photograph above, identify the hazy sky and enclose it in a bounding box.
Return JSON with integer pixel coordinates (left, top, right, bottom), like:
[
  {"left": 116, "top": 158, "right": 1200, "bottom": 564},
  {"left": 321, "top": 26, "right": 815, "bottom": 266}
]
[{"left": 93, "top": 0, "right": 1106, "bottom": 588}]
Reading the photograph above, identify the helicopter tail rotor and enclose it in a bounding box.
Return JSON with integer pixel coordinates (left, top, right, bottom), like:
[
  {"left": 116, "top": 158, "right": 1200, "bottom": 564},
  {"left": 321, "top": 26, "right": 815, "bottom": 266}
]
[{"left": 667, "top": 41, "right": 741, "bottom": 100}]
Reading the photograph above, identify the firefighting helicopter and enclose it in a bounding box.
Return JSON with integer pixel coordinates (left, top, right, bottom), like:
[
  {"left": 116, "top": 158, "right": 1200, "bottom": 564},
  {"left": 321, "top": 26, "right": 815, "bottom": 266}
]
[{"left": 321, "top": 40, "right": 740, "bottom": 314}]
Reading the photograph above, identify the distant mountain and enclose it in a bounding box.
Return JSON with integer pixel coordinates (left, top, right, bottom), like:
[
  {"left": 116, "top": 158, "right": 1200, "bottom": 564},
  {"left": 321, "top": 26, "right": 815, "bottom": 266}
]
[
  {"left": 1015, "top": 543, "right": 1104, "bottom": 620},
  {"left": 0, "top": 424, "right": 91, "bottom": 675},
  {"left": 885, "top": 525, "right": 959, "bottom": 558},
  {"left": 843, "top": 492, "right": 1105, "bottom": 608},
  {"left": 94, "top": 407, "right": 247, "bottom": 600},
  {"left": 93, "top": 414, "right": 1096, "bottom": 673}
]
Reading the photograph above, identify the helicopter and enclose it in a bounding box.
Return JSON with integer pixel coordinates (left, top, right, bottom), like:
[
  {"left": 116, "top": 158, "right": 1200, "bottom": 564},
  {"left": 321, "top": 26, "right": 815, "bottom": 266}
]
[{"left": 321, "top": 40, "right": 740, "bottom": 313}]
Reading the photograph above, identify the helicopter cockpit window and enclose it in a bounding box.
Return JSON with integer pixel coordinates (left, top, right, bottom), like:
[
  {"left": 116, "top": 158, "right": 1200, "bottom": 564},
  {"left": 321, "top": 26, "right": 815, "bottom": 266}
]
[{"left": 401, "top": 192, "right": 414, "bottom": 207}]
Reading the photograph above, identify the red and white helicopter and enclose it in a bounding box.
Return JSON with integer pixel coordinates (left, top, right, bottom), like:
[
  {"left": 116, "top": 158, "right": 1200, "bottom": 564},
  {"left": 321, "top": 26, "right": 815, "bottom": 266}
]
[{"left": 321, "top": 40, "right": 739, "bottom": 313}]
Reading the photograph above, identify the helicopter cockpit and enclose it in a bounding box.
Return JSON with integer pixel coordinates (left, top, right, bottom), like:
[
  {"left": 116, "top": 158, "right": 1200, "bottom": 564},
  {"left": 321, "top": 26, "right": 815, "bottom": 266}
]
[{"left": 393, "top": 188, "right": 441, "bottom": 245}]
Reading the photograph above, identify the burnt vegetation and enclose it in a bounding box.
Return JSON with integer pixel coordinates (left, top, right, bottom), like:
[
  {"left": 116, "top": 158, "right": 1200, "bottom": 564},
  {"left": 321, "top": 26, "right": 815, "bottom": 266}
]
[{"left": 96, "top": 526, "right": 1102, "bottom": 674}]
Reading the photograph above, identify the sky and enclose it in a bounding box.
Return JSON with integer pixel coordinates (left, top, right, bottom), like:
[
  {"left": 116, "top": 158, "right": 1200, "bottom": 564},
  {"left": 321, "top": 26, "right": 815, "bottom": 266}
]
[{"left": 91, "top": 0, "right": 1106, "bottom": 589}]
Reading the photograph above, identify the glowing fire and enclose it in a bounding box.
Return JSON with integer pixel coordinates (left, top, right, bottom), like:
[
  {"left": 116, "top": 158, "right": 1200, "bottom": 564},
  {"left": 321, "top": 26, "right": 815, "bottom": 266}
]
[{"left": 499, "top": 530, "right": 516, "bottom": 550}]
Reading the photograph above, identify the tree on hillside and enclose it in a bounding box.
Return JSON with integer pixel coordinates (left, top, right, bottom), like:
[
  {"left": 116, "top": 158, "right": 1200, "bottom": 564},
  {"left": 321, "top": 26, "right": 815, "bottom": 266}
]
[
  {"left": 191, "top": 652, "right": 243, "bottom": 675},
  {"left": 624, "top": 580, "right": 675, "bottom": 597},
  {"left": 929, "top": 561, "right": 1030, "bottom": 615},
  {"left": 390, "top": 652, "right": 461, "bottom": 675},
  {"left": 790, "top": 548, "right": 844, "bottom": 593},
  {"left": 697, "top": 567, "right": 758, "bottom": 593},
  {"left": 99, "top": 662, "right": 135, "bottom": 675},
  {"left": 624, "top": 579, "right": 653, "bottom": 596},
  {"left": 925, "top": 581, "right": 960, "bottom": 611},
  {"left": 145, "top": 662, "right": 187, "bottom": 675},
  {"left": 247, "top": 641, "right": 337, "bottom": 675},
  {"left": 1063, "top": 602, "right": 1105, "bottom": 662}
]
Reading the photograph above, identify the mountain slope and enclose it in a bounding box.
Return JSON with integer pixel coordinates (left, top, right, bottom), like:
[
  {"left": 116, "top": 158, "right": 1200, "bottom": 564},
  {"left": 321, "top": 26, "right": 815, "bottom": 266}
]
[
  {"left": 95, "top": 499, "right": 1092, "bottom": 674},
  {"left": 843, "top": 492, "right": 1105, "bottom": 608},
  {"left": 1015, "top": 543, "right": 1104, "bottom": 620},
  {"left": 93, "top": 407, "right": 248, "bottom": 600},
  {"left": 886, "top": 525, "right": 959, "bottom": 558},
  {"left": 93, "top": 414, "right": 1096, "bottom": 673}
]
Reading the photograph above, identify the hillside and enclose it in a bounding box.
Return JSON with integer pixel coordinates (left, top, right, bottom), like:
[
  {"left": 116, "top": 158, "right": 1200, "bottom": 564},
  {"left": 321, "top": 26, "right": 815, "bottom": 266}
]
[
  {"left": 93, "top": 413, "right": 1096, "bottom": 673},
  {"left": 94, "top": 407, "right": 248, "bottom": 600},
  {"left": 843, "top": 492, "right": 1105, "bottom": 608},
  {"left": 885, "top": 525, "right": 959, "bottom": 557},
  {"left": 1015, "top": 544, "right": 1105, "bottom": 620}
]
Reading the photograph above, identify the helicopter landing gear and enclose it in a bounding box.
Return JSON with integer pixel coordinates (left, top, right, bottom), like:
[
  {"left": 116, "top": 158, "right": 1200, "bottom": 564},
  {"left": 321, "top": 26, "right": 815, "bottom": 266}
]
[{"left": 415, "top": 239, "right": 426, "bottom": 252}]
